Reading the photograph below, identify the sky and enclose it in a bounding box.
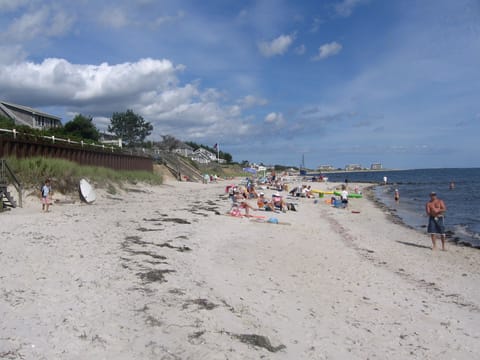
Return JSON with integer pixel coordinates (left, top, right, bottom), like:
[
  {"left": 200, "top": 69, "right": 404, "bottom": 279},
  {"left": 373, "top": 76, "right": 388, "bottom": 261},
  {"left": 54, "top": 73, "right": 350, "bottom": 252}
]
[{"left": 0, "top": 0, "right": 479, "bottom": 169}]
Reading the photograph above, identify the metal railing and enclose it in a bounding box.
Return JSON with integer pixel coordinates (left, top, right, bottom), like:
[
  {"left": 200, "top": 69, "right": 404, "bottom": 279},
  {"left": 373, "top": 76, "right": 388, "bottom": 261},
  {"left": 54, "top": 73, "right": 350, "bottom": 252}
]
[
  {"left": 0, "top": 127, "right": 120, "bottom": 153},
  {"left": 0, "top": 159, "right": 22, "bottom": 207}
]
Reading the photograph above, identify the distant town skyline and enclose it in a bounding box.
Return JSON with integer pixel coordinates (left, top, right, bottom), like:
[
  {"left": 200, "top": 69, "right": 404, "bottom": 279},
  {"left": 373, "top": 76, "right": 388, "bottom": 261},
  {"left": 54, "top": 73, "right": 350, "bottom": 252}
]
[{"left": 1, "top": 0, "right": 479, "bottom": 169}]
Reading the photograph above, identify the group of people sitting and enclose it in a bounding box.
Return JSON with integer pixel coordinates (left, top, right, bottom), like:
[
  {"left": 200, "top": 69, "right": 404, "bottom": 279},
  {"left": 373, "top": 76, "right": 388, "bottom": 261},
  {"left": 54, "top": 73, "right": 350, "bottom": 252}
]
[
  {"left": 288, "top": 184, "right": 314, "bottom": 198},
  {"left": 227, "top": 181, "right": 297, "bottom": 217}
]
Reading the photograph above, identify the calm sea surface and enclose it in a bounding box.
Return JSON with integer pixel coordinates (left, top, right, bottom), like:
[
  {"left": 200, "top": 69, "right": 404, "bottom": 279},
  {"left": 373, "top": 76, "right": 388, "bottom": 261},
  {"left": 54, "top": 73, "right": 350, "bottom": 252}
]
[{"left": 324, "top": 168, "right": 480, "bottom": 248}]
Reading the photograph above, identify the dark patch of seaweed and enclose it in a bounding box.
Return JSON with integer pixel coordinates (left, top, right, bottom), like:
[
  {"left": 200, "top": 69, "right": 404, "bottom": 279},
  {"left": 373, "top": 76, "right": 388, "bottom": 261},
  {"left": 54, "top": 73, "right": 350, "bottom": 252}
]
[
  {"left": 144, "top": 217, "right": 191, "bottom": 224},
  {"left": 128, "top": 250, "right": 167, "bottom": 260},
  {"left": 137, "top": 227, "right": 164, "bottom": 232},
  {"left": 183, "top": 298, "right": 218, "bottom": 310},
  {"left": 157, "top": 242, "right": 192, "bottom": 252},
  {"left": 138, "top": 269, "right": 175, "bottom": 283},
  {"left": 226, "top": 332, "right": 286, "bottom": 353},
  {"left": 124, "top": 236, "right": 190, "bottom": 252}
]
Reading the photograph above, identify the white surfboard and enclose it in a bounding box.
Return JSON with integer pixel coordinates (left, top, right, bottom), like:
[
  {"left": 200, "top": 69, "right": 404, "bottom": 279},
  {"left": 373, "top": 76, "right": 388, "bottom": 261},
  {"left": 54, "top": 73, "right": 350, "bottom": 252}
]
[{"left": 79, "top": 178, "right": 96, "bottom": 204}]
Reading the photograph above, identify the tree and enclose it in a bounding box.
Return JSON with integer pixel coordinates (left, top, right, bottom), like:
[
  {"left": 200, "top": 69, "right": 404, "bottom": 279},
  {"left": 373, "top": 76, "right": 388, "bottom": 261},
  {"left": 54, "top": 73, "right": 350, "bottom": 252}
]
[
  {"left": 64, "top": 114, "right": 99, "bottom": 141},
  {"left": 108, "top": 109, "right": 153, "bottom": 146},
  {"left": 0, "top": 115, "right": 15, "bottom": 129},
  {"left": 219, "top": 151, "right": 232, "bottom": 163},
  {"left": 160, "top": 135, "right": 182, "bottom": 151}
]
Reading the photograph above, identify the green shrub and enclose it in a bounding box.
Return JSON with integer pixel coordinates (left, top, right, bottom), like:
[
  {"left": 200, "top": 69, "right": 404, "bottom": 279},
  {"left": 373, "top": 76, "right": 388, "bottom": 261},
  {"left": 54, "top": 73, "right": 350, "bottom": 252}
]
[{"left": 7, "top": 157, "right": 162, "bottom": 193}]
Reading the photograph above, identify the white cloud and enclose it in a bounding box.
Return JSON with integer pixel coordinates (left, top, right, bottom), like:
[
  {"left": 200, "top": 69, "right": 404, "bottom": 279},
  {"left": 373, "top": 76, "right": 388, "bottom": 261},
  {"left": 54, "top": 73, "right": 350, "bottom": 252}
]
[
  {"left": 313, "top": 41, "right": 342, "bottom": 60},
  {"left": 258, "top": 34, "right": 295, "bottom": 57},
  {"left": 0, "top": 57, "right": 256, "bottom": 143},
  {"left": 335, "top": 0, "right": 368, "bottom": 17},
  {"left": 264, "top": 112, "right": 285, "bottom": 127},
  {"left": 0, "top": 45, "right": 26, "bottom": 64},
  {"left": 238, "top": 95, "right": 268, "bottom": 109},
  {"left": 4, "top": 6, "right": 74, "bottom": 41}
]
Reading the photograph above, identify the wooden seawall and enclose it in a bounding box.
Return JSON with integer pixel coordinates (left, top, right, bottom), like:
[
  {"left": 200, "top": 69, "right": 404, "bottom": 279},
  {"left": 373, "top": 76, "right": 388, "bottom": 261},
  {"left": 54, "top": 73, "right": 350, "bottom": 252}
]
[{"left": 0, "top": 131, "right": 152, "bottom": 172}]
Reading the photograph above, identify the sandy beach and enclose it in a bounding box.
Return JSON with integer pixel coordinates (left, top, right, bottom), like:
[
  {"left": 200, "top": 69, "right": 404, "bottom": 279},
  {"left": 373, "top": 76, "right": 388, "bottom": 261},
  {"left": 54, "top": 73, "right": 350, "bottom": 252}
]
[{"left": 1, "top": 179, "right": 479, "bottom": 359}]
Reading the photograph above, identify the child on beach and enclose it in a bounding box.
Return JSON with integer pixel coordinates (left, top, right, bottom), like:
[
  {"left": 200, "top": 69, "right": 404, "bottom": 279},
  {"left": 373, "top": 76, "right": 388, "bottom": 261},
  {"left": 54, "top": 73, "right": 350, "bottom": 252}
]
[
  {"left": 41, "top": 179, "right": 52, "bottom": 212},
  {"left": 341, "top": 187, "right": 349, "bottom": 209}
]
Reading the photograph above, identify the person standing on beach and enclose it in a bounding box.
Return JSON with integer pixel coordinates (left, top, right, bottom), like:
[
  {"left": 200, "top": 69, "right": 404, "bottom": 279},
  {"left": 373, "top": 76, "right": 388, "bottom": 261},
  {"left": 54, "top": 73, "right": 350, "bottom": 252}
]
[
  {"left": 394, "top": 189, "right": 400, "bottom": 203},
  {"left": 425, "top": 192, "right": 447, "bottom": 250},
  {"left": 341, "top": 185, "right": 349, "bottom": 209},
  {"left": 41, "top": 179, "right": 52, "bottom": 212}
]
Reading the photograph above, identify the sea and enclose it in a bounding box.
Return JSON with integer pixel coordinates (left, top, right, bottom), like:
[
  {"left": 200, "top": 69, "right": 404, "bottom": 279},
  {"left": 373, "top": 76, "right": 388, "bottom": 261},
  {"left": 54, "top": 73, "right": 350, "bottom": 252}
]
[{"left": 323, "top": 168, "right": 480, "bottom": 248}]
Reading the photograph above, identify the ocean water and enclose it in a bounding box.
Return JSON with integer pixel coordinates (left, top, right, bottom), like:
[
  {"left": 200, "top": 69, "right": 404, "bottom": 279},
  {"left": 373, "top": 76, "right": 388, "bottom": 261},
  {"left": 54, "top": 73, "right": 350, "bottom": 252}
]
[{"left": 324, "top": 168, "right": 480, "bottom": 248}]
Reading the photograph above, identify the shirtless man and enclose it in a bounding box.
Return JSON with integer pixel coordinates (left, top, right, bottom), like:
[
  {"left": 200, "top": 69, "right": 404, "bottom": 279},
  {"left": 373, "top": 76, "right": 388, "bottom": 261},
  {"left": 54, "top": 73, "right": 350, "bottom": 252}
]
[{"left": 425, "top": 192, "right": 447, "bottom": 250}]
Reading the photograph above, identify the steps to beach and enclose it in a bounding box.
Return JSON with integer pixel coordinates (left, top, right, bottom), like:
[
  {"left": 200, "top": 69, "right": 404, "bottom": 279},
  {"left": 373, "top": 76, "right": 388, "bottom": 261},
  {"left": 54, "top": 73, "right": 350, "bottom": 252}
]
[
  {"left": 0, "top": 159, "right": 22, "bottom": 209},
  {"left": 1, "top": 186, "right": 17, "bottom": 209}
]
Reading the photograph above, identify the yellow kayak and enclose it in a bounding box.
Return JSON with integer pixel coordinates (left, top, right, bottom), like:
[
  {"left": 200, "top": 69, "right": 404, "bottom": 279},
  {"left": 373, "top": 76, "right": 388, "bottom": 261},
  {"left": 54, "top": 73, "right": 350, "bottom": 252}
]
[{"left": 311, "top": 189, "right": 334, "bottom": 194}]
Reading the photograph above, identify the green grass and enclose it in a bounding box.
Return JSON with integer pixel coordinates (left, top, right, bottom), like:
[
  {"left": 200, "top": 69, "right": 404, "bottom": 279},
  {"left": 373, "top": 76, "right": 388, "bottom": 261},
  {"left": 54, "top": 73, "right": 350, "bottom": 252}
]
[{"left": 7, "top": 157, "right": 162, "bottom": 194}]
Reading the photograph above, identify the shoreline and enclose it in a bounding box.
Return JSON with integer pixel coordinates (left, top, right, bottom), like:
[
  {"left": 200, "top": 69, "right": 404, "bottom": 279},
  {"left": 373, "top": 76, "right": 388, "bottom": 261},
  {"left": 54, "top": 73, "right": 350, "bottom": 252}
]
[
  {"left": 364, "top": 185, "right": 480, "bottom": 249},
  {"left": 1, "top": 179, "right": 479, "bottom": 359}
]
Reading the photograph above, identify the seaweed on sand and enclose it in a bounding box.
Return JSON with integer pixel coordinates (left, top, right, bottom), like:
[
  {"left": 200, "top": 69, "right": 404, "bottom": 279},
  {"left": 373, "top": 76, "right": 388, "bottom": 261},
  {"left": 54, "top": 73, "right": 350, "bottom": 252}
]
[
  {"left": 182, "top": 298, "right": 218, "bottom": 310},
  {"left": 128, "top": 250, "right": 167, "bottom": 260},
  {"left": 157, "top": 242, "right": 191, "bottom": 252},
  {"left": 137, "top": 227, "right": 164, "bottom": 232},
  {"left": 138, "top": 269, "right": 175, "bottom": 283},
  {"left": 143, "top": 217, "right": 191, "bottom": 224},
  {"left": 225, "top": 332, "right": 286, "bottom": 353}
]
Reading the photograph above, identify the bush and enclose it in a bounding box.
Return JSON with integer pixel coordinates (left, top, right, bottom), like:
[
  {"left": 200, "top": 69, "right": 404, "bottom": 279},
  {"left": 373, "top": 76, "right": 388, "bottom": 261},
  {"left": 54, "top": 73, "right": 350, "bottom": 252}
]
[{"left": 7, "top": 157, "right": 162, "bottom": 194}]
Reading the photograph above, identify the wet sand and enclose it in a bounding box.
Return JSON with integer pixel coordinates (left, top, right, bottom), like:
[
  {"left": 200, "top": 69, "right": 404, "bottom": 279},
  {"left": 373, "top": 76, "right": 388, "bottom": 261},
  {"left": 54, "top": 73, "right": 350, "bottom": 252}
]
[{"left": 1, "top": 180, "right": 479, "bottom": 359}]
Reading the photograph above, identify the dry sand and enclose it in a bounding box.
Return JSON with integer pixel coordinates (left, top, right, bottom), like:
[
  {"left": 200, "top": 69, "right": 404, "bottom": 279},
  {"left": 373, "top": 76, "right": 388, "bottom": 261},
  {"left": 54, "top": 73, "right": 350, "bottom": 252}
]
[{"left": 1, "top": 179, "right": 479, "bottom": 359}]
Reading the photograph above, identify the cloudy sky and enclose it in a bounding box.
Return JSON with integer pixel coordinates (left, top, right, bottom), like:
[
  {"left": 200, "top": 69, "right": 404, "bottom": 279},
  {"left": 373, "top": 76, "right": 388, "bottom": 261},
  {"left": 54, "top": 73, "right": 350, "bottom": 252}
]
[{"left": 1, "top": 0, "right": 479, "bottom": 169}]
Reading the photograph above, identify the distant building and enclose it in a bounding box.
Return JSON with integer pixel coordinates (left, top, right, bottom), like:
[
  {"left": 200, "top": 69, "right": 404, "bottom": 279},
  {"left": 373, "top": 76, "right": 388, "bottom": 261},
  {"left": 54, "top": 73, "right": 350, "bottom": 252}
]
[
  {"left": 345, "top": 164, "right": 362, "bottom": 171},
  {"left": 99, "top": 132, "right": 122, "bottom": 148},
  {"left": 318, "top": 165, "right": 335, "bottom": 171},
  {"left": 0, "top": 100, "right": 61, "bottom": 129},
  {"left": 191, "top": 147, "right": 218, "bottom": 164},
  {"left": 371, "top": 163, "right": 382, "bottom": 170},
  {"left": 173, "top": 143, "right": 194, "bottom": 157}
]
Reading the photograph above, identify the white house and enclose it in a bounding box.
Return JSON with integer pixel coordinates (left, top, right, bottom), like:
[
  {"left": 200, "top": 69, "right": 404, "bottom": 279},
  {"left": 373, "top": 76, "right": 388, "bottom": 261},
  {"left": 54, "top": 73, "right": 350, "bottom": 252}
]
[{"left": 190, "top": 147, "right": 217, "bottom": 164}]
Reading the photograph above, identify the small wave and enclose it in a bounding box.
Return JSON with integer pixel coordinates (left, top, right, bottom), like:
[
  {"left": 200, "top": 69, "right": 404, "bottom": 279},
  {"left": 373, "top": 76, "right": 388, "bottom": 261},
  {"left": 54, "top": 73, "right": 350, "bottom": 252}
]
[{"left": 451, "top": 224, "right": 480, "bottom": 248}]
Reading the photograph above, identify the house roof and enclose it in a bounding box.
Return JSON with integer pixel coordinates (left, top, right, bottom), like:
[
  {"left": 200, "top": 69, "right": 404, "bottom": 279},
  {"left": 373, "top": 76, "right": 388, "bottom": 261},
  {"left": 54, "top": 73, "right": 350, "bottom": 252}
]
[{"left": 0, "top": 100, "right": 62, "bottom": 121}]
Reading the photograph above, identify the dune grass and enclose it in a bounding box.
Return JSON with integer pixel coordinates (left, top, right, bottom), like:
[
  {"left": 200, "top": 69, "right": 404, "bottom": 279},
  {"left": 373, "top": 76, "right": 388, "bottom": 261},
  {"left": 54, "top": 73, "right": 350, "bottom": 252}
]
[{"left": 7, "top": 157, "right": 162, "bottom": 194}]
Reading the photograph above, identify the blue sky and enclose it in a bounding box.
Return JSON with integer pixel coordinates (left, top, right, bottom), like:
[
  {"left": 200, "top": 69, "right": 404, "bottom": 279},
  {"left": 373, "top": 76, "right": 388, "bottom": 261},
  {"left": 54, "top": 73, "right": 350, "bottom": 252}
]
[{"left": 1, "top": 0, "right": 479, "bottom": 169}]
